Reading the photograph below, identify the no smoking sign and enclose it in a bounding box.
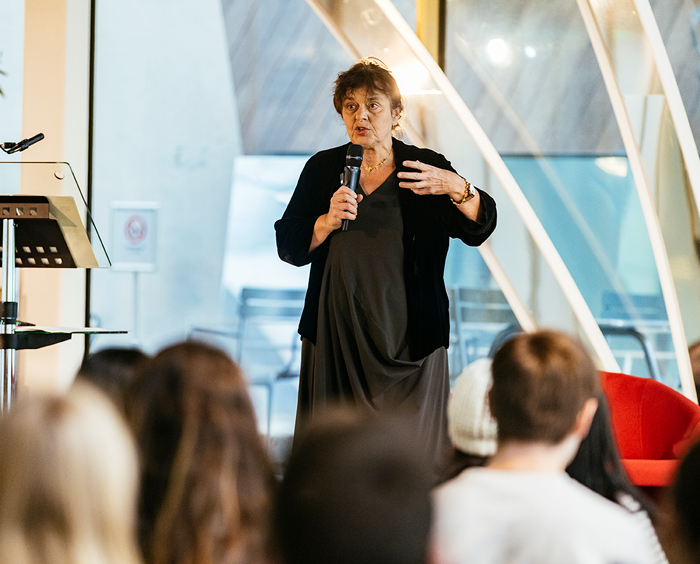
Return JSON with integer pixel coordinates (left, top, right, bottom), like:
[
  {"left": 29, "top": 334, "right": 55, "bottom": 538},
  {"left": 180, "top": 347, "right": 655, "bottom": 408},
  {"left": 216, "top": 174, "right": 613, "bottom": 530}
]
[
  {"left": 111, "top": 202, "right": 159, "bottom": 271},
  {"left": 125, "top": 215, "right": 148, "bottom": 245}
]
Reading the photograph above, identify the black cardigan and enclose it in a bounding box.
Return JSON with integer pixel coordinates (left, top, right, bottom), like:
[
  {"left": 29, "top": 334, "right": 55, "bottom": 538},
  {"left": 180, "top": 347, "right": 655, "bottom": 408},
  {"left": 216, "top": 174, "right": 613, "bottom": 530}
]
[{"left": 274, "top": 138, "right": 497, "bottom": 361}]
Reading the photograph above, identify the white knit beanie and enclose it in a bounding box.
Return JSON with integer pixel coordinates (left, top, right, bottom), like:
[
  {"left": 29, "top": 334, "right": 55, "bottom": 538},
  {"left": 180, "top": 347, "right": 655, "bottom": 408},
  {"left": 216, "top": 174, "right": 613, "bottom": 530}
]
[{"left": 448, "top": 357, "right": 498, "bottom": 457}]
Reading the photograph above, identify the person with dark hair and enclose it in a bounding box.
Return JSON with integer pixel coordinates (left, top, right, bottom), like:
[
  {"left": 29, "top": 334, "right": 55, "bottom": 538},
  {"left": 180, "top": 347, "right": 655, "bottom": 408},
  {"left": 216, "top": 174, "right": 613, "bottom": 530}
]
[
  {"left": 661, "top": 439, "right": 700, "bottom": 564},
  {"left": 566, "top": 394, "right": 667, "bottom": 563},
  {"left": 76, "top": 346, "right": 148, "bottom": 413},
  {"left": 125, "top": 341, "right": 276, "bottom": 564},
  {"left": 275, "top": 57, "right": 497, "bottom": 461},
  {"left": 566, "top": 394, "right": 642, "bottom": 506},
  {"left": 274, "top": 409, "right": 433, "bottom": 564},
  {"left": 432, "top": 330, "right": 655, "bottom": 564}
]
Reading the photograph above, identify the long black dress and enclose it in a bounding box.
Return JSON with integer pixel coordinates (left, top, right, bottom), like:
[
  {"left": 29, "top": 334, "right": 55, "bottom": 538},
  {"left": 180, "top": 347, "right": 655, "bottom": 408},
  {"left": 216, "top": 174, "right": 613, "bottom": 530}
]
[{"left": 297, "top": 171, "right": 451, "bottom": 461}]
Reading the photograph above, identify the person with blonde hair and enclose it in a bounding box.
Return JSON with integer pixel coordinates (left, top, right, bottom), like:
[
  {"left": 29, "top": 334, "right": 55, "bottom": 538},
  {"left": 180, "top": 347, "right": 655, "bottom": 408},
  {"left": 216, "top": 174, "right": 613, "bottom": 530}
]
[
  {"left": 125, "top": 341, "right": 276, "bottom": 564},
  {"left": 0, "top": 382, "right": 142, "bottom": 564}
]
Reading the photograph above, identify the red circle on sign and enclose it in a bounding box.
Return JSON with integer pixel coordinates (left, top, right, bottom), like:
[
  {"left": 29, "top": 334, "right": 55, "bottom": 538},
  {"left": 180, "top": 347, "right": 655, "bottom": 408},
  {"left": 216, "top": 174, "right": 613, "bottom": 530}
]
[{"left": 125, "top": 215, "right": 147, "bottom": 244}]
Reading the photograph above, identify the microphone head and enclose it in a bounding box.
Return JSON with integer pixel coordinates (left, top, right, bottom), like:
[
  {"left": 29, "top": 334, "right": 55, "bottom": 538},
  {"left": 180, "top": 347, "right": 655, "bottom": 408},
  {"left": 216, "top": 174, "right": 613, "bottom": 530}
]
[{"left": 346, "top": 144, "right": 364, "bottom": 168}]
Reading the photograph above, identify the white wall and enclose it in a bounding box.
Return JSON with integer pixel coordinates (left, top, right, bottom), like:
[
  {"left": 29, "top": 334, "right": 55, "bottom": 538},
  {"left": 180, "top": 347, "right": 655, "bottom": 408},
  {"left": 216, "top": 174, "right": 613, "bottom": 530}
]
[
  {"left": 89, "top": 0, "right": 241, "bottom": 353},
  {"left": 0, "top": 0, "right": 24, "bottom": 142}
]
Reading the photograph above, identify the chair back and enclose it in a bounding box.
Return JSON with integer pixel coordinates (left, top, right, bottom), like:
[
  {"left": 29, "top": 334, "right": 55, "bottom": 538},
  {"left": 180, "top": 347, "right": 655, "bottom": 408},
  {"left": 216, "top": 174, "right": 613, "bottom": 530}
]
[{"left": 600, "top": 371, "right": 700, "bottom": 486}]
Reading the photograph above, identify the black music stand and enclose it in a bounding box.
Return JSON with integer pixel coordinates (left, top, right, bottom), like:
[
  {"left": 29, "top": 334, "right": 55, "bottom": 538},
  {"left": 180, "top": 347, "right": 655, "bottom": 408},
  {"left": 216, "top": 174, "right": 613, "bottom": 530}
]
[
  {"left": 0, "top": 188, "right": 122, "bottom": 411},
  {"left": 0, "top": 137, "right": 120, "bottom": 411}
]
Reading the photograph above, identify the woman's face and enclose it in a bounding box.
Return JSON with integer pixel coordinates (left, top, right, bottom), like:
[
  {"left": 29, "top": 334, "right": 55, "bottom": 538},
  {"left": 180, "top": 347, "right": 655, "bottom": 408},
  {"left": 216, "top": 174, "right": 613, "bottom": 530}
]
[{"left": 341, "top": 88, "right": 400, "bottom": 151}]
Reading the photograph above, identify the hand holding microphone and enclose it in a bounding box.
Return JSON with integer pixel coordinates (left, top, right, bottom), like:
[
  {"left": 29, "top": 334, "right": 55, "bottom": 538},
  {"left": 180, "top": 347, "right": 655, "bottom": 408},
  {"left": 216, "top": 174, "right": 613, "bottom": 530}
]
[{"left": 341, "top": 144, "right": 363, "bottom": 231}]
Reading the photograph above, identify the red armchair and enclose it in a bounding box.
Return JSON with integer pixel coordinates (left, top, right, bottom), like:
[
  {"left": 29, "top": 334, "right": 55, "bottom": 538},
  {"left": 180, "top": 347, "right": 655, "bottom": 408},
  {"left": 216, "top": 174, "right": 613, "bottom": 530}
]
[{"left": 600, "top": 371, "right": 700, "bottom": 487}]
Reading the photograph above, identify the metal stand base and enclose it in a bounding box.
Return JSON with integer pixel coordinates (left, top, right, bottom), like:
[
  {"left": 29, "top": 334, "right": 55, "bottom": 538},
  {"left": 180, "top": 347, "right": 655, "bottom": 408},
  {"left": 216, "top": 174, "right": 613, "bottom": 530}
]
[{"left": 1, "top": 218, "right": 17, "bottom": 412}]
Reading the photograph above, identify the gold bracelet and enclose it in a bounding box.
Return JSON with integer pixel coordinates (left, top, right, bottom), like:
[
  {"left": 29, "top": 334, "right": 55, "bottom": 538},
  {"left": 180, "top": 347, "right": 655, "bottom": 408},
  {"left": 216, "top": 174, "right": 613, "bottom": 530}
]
[{"left": 452, "top": 178, "right": 475, "bottom": 206}]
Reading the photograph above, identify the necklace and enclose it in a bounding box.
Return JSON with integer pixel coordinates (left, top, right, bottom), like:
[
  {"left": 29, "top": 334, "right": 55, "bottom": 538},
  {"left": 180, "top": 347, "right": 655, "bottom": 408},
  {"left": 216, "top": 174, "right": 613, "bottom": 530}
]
[{"left": 361, "top": 148, "right": 392, "bottom": 173}]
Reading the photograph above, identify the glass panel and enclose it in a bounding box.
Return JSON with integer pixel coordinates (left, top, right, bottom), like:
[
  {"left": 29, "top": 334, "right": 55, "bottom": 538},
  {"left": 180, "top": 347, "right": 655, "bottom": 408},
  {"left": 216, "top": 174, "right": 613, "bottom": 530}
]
[
  {"left": 651, "top": 0, "right": 700, "bottom": 151},
  {"left": 445, "top": 1, "right": 623, "bottom": 154},
  {"left": 502, "top": 156, "right": 657, "bottom": 320},
  {"left": 444, "top": 0, "right": 685, "bottom": 389},
  {"left": 502, "top": 154, "right": 678, "bottom": 389},
  {"left": 225, "top": 0, "right": 351, "bottom": 154},
  {"left": 482, "top": 167, "right": 602, "bottom": 353},
  {"left": 0, "top": 162, "right": 110, "bottom": 268},
  {"left": 220, "top": 155, "right": 310, "bottom": 374},
  {"left": 392, "top": 0, "right": 416, "bottom": 32},
  {"left": 649, "top": 0, "right": 700, "bottom": 360}
]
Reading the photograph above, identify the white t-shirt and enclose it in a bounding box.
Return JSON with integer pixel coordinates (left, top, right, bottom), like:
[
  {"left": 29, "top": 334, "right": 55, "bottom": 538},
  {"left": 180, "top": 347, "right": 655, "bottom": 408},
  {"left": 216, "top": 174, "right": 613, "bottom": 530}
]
[{"left": 432, "top": 468, "right": 656, "bottom": 564}]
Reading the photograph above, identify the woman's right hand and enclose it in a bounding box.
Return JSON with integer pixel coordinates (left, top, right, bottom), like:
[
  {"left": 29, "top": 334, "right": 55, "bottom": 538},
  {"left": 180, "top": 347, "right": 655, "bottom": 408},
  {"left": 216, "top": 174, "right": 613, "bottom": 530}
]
[
  {"left": 326, "top": 186, "right": 364, "bottom": 230},
  {"left": 309, "top": 187, "right": 364, "bottom": 253}
]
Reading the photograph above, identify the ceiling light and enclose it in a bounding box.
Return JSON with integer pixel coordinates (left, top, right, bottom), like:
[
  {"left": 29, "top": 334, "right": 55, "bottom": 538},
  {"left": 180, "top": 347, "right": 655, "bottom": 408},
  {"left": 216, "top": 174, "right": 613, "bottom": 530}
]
[{"left": 487, "top": 38, "right": 511, "bottom": 67}]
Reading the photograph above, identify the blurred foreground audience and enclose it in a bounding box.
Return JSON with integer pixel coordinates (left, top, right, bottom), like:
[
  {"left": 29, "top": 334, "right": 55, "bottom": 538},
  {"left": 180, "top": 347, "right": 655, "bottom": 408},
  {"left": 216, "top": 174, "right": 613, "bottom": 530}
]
[
  {"left": 77, "top": 346, "right": 149, "bottom": 413},
  {"left": 275, "top": 410, "right": 433, "bottom": 564},
  {"left": 432, "top": 330, "right": 656, "bottom": 564},
  {"left": 661, "top": 439, "right": 700, "bottom": 564},
  {"left": 0, "top": 383, "right": 142, "bottom": 564},
  {"left": 126, "top": 341, "right": 276, "bottom": 564}
]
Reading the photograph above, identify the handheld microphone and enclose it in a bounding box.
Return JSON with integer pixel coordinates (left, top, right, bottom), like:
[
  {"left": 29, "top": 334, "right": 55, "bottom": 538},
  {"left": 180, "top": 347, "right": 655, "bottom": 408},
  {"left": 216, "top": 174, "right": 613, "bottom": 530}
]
[
  {"left": 341, "top": 143, "right": 363, "bottom": 232},
  {"left": 1, "top": 133, "right": 45, "bottom": 154}
]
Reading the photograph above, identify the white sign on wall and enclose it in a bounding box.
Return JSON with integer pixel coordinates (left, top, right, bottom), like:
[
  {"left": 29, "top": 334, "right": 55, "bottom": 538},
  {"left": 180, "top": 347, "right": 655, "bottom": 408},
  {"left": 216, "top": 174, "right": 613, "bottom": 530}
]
[{"left": 110, "top": 202, "right": 159, "bottom": 271}]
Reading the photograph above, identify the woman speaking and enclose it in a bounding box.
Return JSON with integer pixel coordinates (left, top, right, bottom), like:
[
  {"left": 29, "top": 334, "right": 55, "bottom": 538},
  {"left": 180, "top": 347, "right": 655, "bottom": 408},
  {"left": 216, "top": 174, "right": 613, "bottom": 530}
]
[{"left": 275, "top": 59, "right": 497, "bottom": 461}]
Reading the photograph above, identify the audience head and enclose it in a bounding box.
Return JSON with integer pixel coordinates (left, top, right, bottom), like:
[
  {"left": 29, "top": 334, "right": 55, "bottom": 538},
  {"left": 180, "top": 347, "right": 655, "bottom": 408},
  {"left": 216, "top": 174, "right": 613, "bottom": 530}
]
[
  {"left": 566, "top": 393, "right": 653, "bottom": 515},
  {"left": 490, "top": 329, "right": 600, "bottom": 444},
  {"left": 77, "top": 347, "right": 148, "bottom": 413},
  {"left": 0, "top": 383, "right": 141, "bottom": 564},
  {"left": 441, "top": 358, "right": 497, "bottom": 480},
  {"left": 126, "top": 340, "right": 275, "bottom": 564},
  {"left": 449, "top": 358, "right": 498, "bottom": 458},
  {"left": 666, "top": 439, "right": 700, "bottom": 564},
  {"left": 275, "top": 409, "right": 433, "bottom": 564}
]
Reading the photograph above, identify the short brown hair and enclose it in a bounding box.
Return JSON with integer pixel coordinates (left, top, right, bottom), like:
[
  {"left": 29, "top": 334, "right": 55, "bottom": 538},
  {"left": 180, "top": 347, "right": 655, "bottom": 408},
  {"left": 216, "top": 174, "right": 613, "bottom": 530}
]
[
  {"left": 333, "top": 58, "right": 404, "bottom": 122},
  {"left": 489, "top": 330, "right": 600, "bottom": 444}
]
